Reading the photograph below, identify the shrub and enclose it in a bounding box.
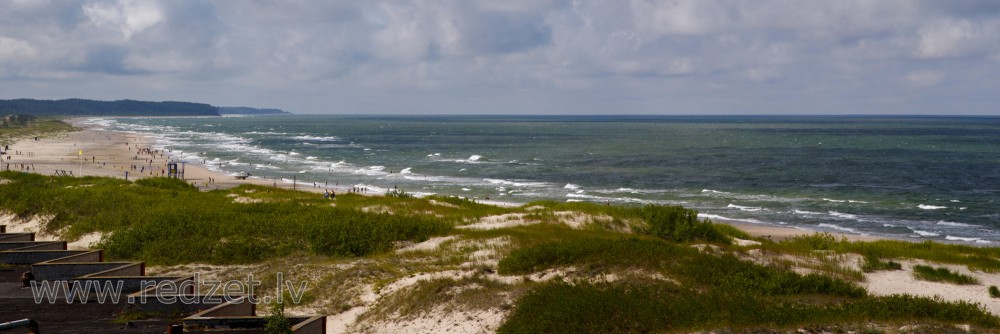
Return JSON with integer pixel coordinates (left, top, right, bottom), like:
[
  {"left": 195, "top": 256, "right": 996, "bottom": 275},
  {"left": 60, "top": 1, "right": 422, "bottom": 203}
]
[
  {"left": 636, "top": 205, "right": 729, "bottom": 244},
  {"left": 264, "top": 302, "right": 292, "bottom": 334},
  {"left": 989, "top": 286, "right": 1000, "bottom": 298}
]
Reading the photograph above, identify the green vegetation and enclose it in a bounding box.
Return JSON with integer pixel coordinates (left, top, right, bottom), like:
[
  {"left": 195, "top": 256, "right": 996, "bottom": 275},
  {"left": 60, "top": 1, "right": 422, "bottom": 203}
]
[
  {"left": 766, "top": 233, "right": 1000, "bottom": 272},
  {"left": 499, "top": 283, "right": 998, "bottom": 333},
  {"left": 0, "top": 116, "right": 75, "bottom": 145},
  {"left": 499, "top": 237, "right": 864, "bottom": 297},
  {"left": 861, "top": 255, "right": 902, "bottom": 272},
  {"left": 0, "top": 99, "right": 219, "bottom": 117},
  {"left": 0, "top": 172, "right": 451, "bottom": 264},
  {"left": 3, "top": 172, "right": 999, "bottom": 331},
  {"left": 990, "top": 286, "right": 1000, "bottom": 298},
  {"left": 264, "top": 302, "right": 292, "bottom": 334},
  {"left": 912, "top": 265, "right": 979, "bottom": 285}
]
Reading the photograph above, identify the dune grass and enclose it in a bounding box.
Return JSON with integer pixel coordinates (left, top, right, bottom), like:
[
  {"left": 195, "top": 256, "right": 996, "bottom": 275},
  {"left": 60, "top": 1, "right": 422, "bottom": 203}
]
[
  {"left": 0, "top": 172, "right": 451, "bottom": 264},
  {"left": 0, "top": 117, "right": 75, "bottom": 145},
  {"left": 766, "top": 233, "right": 1000, "bottom": 273},
  {"left": 912, "top": 265, "right": 980, "bottom": 285},
  {"left": 990, "top": 286, "right": 1000, "bottom": 298},
  {"left": 499, "top": 282, "right": 999, "bottom": 333}
]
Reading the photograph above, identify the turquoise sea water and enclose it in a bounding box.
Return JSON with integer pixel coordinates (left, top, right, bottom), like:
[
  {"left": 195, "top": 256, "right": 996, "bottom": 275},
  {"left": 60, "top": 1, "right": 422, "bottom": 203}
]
[{"left": 84, "top": 115, "right": 1000, "bottom": 244}]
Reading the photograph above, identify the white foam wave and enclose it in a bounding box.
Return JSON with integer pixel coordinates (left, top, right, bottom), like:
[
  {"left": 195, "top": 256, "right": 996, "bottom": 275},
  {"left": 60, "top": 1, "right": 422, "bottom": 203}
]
[
  {"left": 918, "top": 204, "right": 946, "bottom": 210},
  {"left": 292, "top": 135, "right": 339, "bottom": 141},
  {"left": 400, "top": 167, "right": 412, "bottom": 174},
  {"left": 911, "top": 229, "right": 940, "bottom": 237},
  {"left": 468, "top": 155, "right": 481, "bottom": 161},
  {"left": 827, "top": 211, "right": 857, "bottom": 220},
  {"left": 817, "top": 223, "right": 858, "bottom": 233},
  {"left": 793, "top": 209, "right": 823, "bottom": 215},
  {"left": 945, "top": 235, "right": 988, "bottom": 243},
  {"left": 823, "top": 198, "right": 868, "bottom": 204},
  {"left": 697, "top": 213, "right": 765, "bottom": 224},
  {"left": 727, "top": 204, "right": 764, "bottom": 212},
  {"left": 483, "top": 178, "right": 549, "bottom": 188},
  {"left": 936, "top": 221, "right": 975, "bottom": 227},
  {"left": 564, "top": 183, "right": 580, "bottom": 190}
]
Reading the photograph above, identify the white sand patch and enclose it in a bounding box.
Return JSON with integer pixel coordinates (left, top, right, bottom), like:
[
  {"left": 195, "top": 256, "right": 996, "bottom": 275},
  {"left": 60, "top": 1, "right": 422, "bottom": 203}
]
[
  {"left": 459, "top": 213, "right": 539, "bottom": 230},
  {"left": 732, "top": 238, "right": 762, "bottom": 247},
  {"left": 227, "top": 193, "right": 262, "bottom": 204},
  {"left": 0, "top": 178, "right": 9, "bottom": 185},
  {"left": 0, "top": 212, "right": 58, "bottom": 240},
  {"left": 865, "top": 260, "right": 1000, "bottom": 316},
  {"left": 396, "top": 236, "right": 458, "bottom": 253},
  {"left": 428, "top": 200, "right": 458, "bottom": 208},
  {"left": 361, "top": 205, "right": 393, "bottom": 214},
  {"left": 68, "top": 232, "right": 104, "bottom": 250},
  {"left": 523, "top": 205, "right": 545, "bottom": 211}
]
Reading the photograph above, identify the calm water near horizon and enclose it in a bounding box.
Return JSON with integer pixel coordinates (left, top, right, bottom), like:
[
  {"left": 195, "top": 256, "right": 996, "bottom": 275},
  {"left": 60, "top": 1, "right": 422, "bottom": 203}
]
[{"left": 83, "top": 115, "right": 1000, "bottom": 245}]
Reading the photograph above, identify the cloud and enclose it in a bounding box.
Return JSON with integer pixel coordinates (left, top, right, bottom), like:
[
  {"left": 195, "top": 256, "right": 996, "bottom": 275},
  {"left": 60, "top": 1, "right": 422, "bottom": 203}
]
[{"left": 0, "top": 0, "right": 999, "bottom": 114}]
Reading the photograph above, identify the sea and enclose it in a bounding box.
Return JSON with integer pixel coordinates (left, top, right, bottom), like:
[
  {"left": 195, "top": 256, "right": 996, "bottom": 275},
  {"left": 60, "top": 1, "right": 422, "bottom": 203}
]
[{"left": 81, "top": 115, "right": 1000, "bottom": 245}]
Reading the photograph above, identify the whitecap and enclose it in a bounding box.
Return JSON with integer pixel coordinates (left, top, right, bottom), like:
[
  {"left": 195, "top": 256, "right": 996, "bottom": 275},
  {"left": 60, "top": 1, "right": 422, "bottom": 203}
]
[
  {"left": 400, "top": 168, "right": 412, "bottom": 174},
  {"left": 817, "top": 223, "right": 858, "bottom": 233},
  {"left": 793, "top": 209, "right": 823, "bottom": 215},
  {"left": 945, "top": 235, "right": 982, "bottom": 242},
  {"left": 727, "top": 204, "right": 764, "bottom": 212},
  {"left": 911, "top": 229, "right": 940, "bottom": 237},
  {"left": 918, "top": 204, "right": 946, "bottom": 210},
  {"left": 468, "top": 155, "right": 481, "bottom": 161},
  {"left": 292, "top": 135, "right": 339, "bottom": 142},
  {"left": 564, "top": 183, "right": 580, "bottom": 190},
  {"left": 827, "top": 211, "right": 857, "bottom": 220},
  {"left": 936, "top": 221, "right": 976, "bottom": 227},
  {"left": 697, "top": 213, "right": 765, "bottom": 224}
]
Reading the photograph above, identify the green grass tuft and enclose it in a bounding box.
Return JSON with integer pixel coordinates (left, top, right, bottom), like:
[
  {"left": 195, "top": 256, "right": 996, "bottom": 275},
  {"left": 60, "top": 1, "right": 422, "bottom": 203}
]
[
  {"left": 990, "top": 286, "right": 1000, "bottom": 298},
  {"left": 912, "top": 265, "right": 979, "bottom": 285}
]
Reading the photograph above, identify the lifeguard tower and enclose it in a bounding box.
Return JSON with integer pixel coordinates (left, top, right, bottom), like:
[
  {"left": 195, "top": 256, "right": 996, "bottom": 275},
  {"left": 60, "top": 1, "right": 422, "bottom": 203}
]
[{"left": 166, "top": 162, "right": 185, "bottom": 179}]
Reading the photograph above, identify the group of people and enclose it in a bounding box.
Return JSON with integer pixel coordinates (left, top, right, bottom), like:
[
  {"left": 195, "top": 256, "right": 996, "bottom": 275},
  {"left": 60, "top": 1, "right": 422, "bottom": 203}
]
[{"left": 323, "top": 189, "right": 336, "bottom": 199}]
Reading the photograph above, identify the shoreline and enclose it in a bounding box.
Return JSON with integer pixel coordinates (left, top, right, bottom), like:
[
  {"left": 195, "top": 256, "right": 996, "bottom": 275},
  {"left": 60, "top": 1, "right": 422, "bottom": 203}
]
[{"left": 2, "top": 119, "right": 883, "bottom": 244}]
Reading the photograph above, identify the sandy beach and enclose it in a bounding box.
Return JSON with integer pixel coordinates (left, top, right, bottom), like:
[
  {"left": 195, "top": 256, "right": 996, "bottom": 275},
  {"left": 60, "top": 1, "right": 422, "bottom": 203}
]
[{"left": 2, "top": 119, "right": 345, "bottom": 195}]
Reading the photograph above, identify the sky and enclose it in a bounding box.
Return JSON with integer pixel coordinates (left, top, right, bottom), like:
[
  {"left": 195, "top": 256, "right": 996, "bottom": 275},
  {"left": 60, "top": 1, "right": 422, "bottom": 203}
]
[{"left": 1, "top": 1, "right": 1000, "bottom": 115}]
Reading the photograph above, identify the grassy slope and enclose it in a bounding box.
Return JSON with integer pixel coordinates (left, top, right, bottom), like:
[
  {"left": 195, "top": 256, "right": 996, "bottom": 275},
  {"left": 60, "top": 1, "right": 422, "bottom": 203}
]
[
  {"left": 0, "top": 117, "right": 75, "bottom": 145},
  {"left": 1, "top": 172, "right": 999, "bottom": 331}
]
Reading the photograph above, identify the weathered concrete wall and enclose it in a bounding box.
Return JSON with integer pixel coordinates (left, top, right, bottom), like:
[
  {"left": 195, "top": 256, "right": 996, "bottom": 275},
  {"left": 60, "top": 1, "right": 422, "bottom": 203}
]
[
  {"left": 0, "top": 250, "right": 88, "bottom": 264},
  {"left": 73, "top": 276, "right": 182, "bottom": 294},
  {"left": 0, "top": 241, "right": 63, "bottom": 251},
  {"left": 44, "top": 250, "right": 102, "bottom": 263},
  {"left": 190, "top": 297, "right": 255, "bottom": 317},
  {"left": 0, "top": 233, "right": 34, "bottom": 242},
  {"left": 83, "top": 262, "right": 143, "bottom": 278},
  {"left": 292, "top": 316, "right": 327, "bottom": 334},
  {"left": 32, "top": 262, "right": 135, "bottom": 281},
  {"left": 6, "top": 241, "right": 66, "bottom": 251}
]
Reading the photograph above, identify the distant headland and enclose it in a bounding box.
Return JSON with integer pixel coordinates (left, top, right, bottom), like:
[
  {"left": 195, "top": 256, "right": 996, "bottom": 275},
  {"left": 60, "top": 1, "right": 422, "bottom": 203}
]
[{"left": 0, "top": 98, "right": 291, "bottom": 117}]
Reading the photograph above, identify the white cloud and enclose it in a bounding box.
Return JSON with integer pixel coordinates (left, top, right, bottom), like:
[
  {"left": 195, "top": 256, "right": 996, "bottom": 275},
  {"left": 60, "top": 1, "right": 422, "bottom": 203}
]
[
  {"left": 1, "top": 1, "right": 1000, "bottom": 114},
  {"left": 0, "top": 36, "right": 38, "bottom": 61},
  {"left": 905, "top": 70, "right": 943, "bottom": 86}
]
